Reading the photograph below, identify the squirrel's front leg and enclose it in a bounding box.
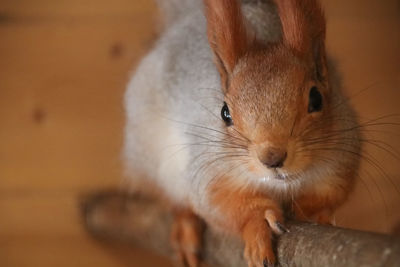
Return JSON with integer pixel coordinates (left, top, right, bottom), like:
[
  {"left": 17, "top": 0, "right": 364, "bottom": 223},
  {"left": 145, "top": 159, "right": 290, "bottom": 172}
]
[
  {"left": 241, "top": 206, "right": 288, "bottom": 267},
  {"left": 210, "top": 181, "right": 286, "bottom": 267}
]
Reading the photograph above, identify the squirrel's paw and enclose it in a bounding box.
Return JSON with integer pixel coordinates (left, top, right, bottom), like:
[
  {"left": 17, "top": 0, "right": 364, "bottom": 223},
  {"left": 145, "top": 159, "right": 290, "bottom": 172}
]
[
  {"left": 171, "top": 210, "right": 204, "bottom": 267},
  {"left": 242, "top": 219, "right": 275, "bottom": 267}
]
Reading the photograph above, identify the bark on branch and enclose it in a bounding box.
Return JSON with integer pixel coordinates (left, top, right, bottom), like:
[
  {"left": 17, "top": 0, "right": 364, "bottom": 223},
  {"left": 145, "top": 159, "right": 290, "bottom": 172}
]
[{"left": 81, "top": 190, "right": 400, "bottom": 267}]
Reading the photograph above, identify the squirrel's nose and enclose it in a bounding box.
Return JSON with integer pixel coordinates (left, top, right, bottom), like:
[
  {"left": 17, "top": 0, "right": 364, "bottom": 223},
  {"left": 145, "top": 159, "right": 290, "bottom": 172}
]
[{"left": 258, "top": 147, "right": 287, "bottom": 169}]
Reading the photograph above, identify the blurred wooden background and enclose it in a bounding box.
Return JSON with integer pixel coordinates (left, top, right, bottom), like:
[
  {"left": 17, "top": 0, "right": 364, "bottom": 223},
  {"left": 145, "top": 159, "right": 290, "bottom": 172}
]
[{"left": 0, "top": 0, "right": 399, "bottom": 266}]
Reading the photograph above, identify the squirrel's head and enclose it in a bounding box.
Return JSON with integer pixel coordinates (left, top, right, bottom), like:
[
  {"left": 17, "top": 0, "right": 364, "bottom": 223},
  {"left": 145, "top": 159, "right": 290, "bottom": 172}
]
[{"left": 204, "top": 0, "right": 359, "bottom": 191}]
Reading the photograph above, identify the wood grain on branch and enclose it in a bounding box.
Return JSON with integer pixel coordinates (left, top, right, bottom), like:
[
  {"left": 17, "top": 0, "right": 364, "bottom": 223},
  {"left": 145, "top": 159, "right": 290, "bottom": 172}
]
[{"left": 81, "top": 190, "right": 400, "bottom": 267}]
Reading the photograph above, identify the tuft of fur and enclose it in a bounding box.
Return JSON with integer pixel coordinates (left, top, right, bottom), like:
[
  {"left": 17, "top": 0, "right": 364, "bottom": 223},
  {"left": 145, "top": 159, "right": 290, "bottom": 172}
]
[
  {"left": 204, "top": 0, "right": 254, "bottom": 90},
  {"left": 275, "top": 0, "right": 326, "bottom": 55}
]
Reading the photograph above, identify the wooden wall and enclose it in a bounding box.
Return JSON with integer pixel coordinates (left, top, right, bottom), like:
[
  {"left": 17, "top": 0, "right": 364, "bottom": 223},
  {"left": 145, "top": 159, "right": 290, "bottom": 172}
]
[{"left": 0, "top": 0, "right": 399, "bottom": 266}]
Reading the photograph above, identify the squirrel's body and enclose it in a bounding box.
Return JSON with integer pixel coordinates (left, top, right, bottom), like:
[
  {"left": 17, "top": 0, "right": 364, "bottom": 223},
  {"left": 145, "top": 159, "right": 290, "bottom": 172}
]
[
  {"left": 124, "top": 0, "right": 361, "bottom": 266},
  {"left": 124, "top": 1, "right": 281, "bottom": 220}
]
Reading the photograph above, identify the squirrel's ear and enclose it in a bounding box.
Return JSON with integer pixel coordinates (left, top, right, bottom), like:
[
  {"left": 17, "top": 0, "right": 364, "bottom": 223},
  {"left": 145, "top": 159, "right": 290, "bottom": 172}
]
[
  {"left": 275, "top": 0, "right": 327, "bottom": 80},
  {"left": 204, "top": 0, "right": 254, "bottom": 92}
]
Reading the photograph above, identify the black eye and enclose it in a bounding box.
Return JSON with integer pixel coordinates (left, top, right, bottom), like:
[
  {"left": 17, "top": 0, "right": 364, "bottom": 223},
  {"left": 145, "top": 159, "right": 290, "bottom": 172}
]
[
  {"left": 308, "top": 86, "right": 323, "bottom": 113},
  {"left": 221, "top": 102, "right": 233, "bottom": 126}
]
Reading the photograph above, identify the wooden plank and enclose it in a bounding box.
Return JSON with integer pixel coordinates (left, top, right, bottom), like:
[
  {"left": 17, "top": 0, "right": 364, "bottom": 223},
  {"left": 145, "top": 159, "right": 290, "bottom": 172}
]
[
  {"left": 0, "top": 0, "right": 156, "bottom": 18},
  {"left": 0, "top": 193, "right": 174, "bottom": 267},
  {"left": 0, "top": 20, "right": 157, "bottom": 191},
  {"left": 321, "top": 0, "right": 400, "bottom": 19},
  {"left": 1, "top": 0, "right": 398, "bottom": 19},
  {"left": 1, "top": 235, "right": 174, "bottom": 267}
]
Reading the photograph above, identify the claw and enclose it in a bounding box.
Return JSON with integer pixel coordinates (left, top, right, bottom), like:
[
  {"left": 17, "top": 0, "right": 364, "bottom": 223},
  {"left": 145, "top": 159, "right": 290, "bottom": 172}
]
[
  {"left": 263, "top": 258, "right": 274, "bottom": 267},
  {"left": 264, "top": 209, "right": 286, "bottom": 235},
  {"left": 276, "top": 222, "right": 290, "bottom": 233}
]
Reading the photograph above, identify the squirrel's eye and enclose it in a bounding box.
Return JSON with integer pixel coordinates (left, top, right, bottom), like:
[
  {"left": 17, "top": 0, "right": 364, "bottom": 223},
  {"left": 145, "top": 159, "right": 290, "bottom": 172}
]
[
  {"left": 308, "top": 86, "right": 323, "bottom": 113},
  {"left": 221, "top": 102, "right": 233, "bottom": 126}
]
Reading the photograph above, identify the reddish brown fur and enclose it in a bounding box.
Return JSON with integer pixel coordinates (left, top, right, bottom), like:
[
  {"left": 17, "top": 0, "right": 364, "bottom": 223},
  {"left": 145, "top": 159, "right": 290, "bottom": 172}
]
[
  {"left": 171, "top": 209, "right": 204, "bottom": 267},
  {"left": 274, "top": 0, "right": 329, "bottom": 82},
  {"left": 293, "top": 170, "right": 357, "bottom": 224},
  {"left": 204, "top": 0, "right": 255, "bottom": 90},
  {"left": 209, "top": 178, "right": 282, "bottom": 232},
  {"left": 275, "top": 0, "right": 326, "bottom": 56}
]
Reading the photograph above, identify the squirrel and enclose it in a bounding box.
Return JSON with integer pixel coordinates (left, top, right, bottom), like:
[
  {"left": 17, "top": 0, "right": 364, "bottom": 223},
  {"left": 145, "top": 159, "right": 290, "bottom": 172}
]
[{"left": 123, "top": 0, "right": 361, "bottom": 266}]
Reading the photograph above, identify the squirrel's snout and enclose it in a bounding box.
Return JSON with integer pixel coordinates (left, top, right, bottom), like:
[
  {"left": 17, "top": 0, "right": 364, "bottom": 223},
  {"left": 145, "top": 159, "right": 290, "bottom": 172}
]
[{"left": 258, "top": 147, "right": 287, "bottom": 169}]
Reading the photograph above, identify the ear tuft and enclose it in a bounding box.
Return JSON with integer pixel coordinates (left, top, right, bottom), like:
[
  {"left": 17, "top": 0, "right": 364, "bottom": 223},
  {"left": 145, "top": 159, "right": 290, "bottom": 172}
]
[
  {"left": 204, "top": 0, "right": 254, "bottom": 91},
  {"left": 274, "top": 0, "right": 326, "bottom": 56}
]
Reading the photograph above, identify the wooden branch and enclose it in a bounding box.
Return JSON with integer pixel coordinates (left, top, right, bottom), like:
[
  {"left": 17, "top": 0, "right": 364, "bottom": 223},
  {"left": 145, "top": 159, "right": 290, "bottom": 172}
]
[{"left": 81, "top": 190, "right": 400, "bottom": 267}]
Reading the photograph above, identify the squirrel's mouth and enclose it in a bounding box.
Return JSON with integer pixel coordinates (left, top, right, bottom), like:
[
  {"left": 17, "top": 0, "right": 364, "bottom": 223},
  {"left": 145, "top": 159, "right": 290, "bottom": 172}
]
[
  {"left": 259, "top": 169, "right": 291, "bottom": 182},
  {"left": 270, "top": 169, "right": 294, "bottom": 181},
  {"left": 250, "top": 158, "right": 297, "bottom": 183},
  {"left": 275, "top": 173, "right": 286, "bottom": 180}
]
